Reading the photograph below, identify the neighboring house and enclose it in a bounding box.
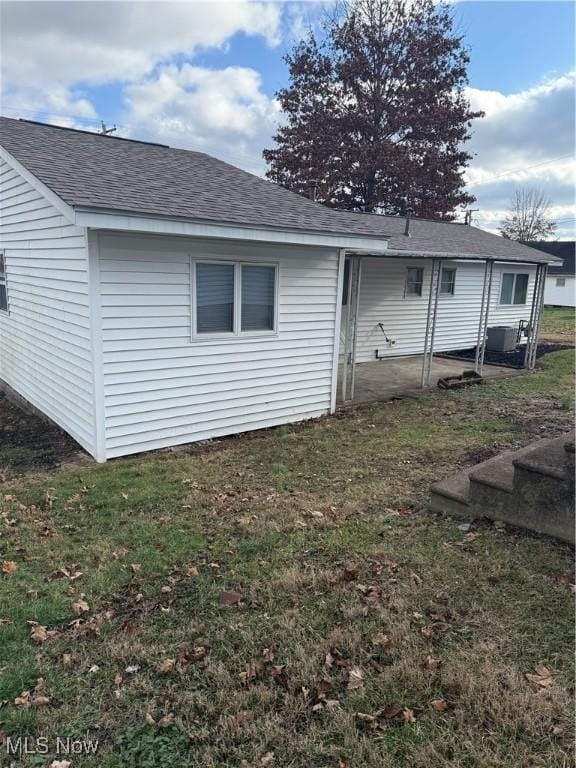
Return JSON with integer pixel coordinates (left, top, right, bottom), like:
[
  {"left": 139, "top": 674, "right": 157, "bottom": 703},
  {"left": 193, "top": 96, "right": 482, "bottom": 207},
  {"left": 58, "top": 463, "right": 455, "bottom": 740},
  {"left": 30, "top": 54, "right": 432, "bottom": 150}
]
[
  {"left": 0, "top": 117, "right": 558, "bottom": 461},
  {"left": 525, "top": 241, "right": 575, "bottom": 308}
]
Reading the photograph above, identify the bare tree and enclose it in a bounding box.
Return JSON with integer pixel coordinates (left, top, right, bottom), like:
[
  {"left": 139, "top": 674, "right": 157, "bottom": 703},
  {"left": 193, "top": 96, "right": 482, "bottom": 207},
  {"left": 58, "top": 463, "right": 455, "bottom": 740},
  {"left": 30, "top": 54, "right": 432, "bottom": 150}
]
[{"left": 499, "top": 188, "right": 557, "bottom": 241}]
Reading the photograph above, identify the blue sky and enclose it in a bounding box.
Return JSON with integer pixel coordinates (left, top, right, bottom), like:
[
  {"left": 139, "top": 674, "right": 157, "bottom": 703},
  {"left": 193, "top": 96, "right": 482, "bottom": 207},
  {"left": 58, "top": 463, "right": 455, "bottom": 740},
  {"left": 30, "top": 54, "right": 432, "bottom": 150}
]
[{"left": 1, "top": 1, "right": 574, "bottom": 234}]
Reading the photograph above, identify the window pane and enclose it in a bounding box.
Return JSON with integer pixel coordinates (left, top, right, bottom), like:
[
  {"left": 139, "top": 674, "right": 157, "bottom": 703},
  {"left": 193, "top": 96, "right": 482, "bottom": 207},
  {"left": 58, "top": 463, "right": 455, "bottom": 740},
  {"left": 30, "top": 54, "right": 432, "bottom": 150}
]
[
  {"left": 0, "top": 284, "right": 7, "bottom": 312},
  {"left": 241, "top": 265, "right": 275, "bottom": 332},
  {"left": 500, "top": 273, "right": 514, "bottom": 304},
  {"left": 406, "top": 268, "right": 423, "bottom": 296},
  {"left": 196, "top": 263, "right": 234, "bottom": 333},
  {"left": 342, "top": 259, "right": 350, "bottom": 306},
  {"left": 513, "top": 274, "right": 528, "bottom": 304},
  {"left": 557, "top": 278, "right": 566, "bottom": 287},
  {"left": 440, "top": 268, "right": 455, "bottom": 295},
  {"left": 0, "top": 253, "right": 5, "bottom": 278}
]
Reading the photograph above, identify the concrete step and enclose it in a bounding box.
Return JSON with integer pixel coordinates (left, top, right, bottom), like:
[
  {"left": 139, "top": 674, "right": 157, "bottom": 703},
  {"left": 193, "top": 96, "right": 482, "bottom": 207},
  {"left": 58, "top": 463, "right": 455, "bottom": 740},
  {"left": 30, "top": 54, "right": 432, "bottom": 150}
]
[{"left": 430, "top": 431, "right": 575, "bottom": 544}]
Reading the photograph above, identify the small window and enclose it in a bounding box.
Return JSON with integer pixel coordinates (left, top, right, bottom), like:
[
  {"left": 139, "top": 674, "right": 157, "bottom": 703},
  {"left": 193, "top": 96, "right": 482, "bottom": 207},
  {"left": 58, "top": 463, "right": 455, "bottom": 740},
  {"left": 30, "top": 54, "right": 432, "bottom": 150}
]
[
  {"left": 241, "top": 265, "right": 275, "bottom": 332},
  {"left": 500, "top": 273, "right": 528, "bottom": 305},
  {"left": 556, "top": 277, "right": 566, "bottom": 287},
  {"left": 193, "top": 260, "right": 277, "bottom": 337},
  {"left": 196, "top": 262, "right": 235, "bottom": 334},
  {"left": 440, "top": 268, "right": 456, "bottom": 295},
  {"left": 0, "top": 252, "right": 8, "bottom": 313},
  {"left": 405, "top": 267, "right": 424, "bottom": 297}
]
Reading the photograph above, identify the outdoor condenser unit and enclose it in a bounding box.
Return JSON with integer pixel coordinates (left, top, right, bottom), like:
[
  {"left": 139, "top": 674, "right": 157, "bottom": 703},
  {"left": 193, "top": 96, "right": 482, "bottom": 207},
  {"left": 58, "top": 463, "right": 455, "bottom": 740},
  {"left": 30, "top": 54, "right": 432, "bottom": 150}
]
[{"left": 485, "top": 325, "right": 517, "bottom": 353}]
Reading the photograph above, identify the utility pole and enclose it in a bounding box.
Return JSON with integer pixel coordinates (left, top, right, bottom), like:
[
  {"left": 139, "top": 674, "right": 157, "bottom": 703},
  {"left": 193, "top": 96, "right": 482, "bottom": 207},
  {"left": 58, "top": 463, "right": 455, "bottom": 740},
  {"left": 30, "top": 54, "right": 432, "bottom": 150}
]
[
  {"left": 99, "top": 121, "right": 116, "bottom": 136},
  {"left": 464, "top": 209, "right": 479, "bottom": 225}
]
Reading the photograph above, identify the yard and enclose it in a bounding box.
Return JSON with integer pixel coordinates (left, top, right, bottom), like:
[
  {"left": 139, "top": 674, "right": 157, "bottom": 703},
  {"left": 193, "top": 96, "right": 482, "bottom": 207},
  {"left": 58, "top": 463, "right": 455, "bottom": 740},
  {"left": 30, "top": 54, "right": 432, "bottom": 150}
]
[
  {"left": 540, "top": 307, "right": 576, "bottom": 343},
  {"left": 0, "top": 351, "right": 574, "bottom": 768}
]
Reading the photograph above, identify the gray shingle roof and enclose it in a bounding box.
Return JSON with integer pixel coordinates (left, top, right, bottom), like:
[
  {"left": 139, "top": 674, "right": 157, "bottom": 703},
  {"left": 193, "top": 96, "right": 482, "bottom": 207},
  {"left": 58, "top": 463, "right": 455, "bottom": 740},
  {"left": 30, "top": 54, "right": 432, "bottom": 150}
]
[
  {"left": 0, "top": 116, "right": 557, "bottom": 264},
  {"left": 524, "top": 241, "right": 575, "bottom": 274}
]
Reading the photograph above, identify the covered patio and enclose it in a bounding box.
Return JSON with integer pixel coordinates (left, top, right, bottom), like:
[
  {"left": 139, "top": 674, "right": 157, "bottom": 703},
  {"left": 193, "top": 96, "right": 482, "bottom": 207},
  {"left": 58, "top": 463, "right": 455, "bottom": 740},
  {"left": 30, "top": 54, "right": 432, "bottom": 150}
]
[{"left": 337, "top": 249, "right": 548, "bottom": 405}]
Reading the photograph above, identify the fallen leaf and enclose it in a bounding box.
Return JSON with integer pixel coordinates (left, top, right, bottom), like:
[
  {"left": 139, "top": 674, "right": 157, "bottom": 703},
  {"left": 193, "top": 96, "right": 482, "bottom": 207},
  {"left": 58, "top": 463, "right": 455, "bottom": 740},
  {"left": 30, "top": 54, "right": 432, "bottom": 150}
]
[
  {"left": 158, "top": 658, "right": 176, "bottom": 674},
  {"left": 1, "top": 561, "right": 17, "bottom": 574},
  {"left": 260, "top": 753, "right": 274, "bottom": 766},
  {"left": 550, "top": 723, "right": 565, "bottom": 737},
  {"left": 431, "top": 698, "right": 447, "bottom": 712},
  {"left": 157, "top": 713, "right": 174, "bottom": 728},
  {"left": 125, "top": 664, "right": 140, "bottom": 674},
  {"left": 402, "top": 708, "right": 417, "bottom": 723},
  {"left": 526, "top": 664, "right": 554, "bottom": 688},
  {"left": 347, "top": 666, "right": 364, "bottom": 690},
  {"left": 50, "top": 761, "right": 72, "bottom": 768},
  {"left": 29, "top": 624, "right": 58, "bottom": 644},
  {"left": 130, "top": 563, "right": 141, "bottom": 573},
  {"left": 219, "top": 590, "right": 244, "bottom": 606},
  {"left": 422, "top": 655, "right": 441, "bottom": 670},
  {"left": 72, "top": 598, "right": 90, "bottom": 616},
  {"left": 261, "top": 647, "right": 274, "bottom": 663},
  {"left": 372, "top": 632, "right": 393, "bottom": 650}
]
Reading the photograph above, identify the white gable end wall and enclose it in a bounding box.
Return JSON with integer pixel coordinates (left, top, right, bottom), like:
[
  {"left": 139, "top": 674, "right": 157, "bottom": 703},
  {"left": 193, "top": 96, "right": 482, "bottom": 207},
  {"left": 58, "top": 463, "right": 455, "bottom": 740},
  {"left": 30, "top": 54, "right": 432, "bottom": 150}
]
[
  {"left": 0, "top": 157, "right": 96, "bottom": 454},
  {"left": 351, "top": 257, "right": 537, "bottom": 362},
  {"left": 97, "top": 233, "right": 340, "bottom": 459}
]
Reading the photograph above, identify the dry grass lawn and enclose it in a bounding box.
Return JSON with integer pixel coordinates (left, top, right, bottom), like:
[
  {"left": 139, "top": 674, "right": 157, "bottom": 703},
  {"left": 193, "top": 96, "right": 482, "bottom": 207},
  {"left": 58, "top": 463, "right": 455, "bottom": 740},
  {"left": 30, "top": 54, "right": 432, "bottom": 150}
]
[{"left": 0, "top": 350, "right": 574, "bottom": 767}]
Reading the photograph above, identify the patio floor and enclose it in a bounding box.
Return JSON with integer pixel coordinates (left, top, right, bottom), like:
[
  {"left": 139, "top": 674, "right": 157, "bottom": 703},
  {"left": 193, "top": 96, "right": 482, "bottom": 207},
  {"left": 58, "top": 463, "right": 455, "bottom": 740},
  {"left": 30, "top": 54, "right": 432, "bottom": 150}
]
[{"left": 338, "top": 355, "right": 524, "bottom": 404}]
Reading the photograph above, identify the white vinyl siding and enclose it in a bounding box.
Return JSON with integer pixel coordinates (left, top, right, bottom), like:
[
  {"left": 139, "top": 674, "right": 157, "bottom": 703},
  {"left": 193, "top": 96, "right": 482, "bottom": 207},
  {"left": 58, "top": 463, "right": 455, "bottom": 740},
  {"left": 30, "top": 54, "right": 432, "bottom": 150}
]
[
  {"left": 97, "top": 233, "right": 339, "bottom": 458},
  {"left": 544, "top": 274, "right": 576, "bottom": 307},
  {"left": 0, "top": 157, "right": 95, "bottom": 453},
  {"left": 350, "top": 258, "right": 537, "bottom": 362}
]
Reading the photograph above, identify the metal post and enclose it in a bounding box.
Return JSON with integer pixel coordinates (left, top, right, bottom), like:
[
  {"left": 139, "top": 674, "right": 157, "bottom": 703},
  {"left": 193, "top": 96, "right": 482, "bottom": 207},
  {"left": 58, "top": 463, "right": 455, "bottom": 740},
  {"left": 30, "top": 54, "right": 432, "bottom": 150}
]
[
  {"left": 523, "top": 264, "right": 541, "bottom": 369},
  {"left": 349, "top": 258, "right": 362, "bottom": 401},
  {"left": 421, "top": 258, "right": 438, "bottom": 388},
  {"left": 474, "top": 261, "right": 490, "bottom": 373},
  {"left": 477, "top": 261, "right": 494, "bottom": 376},
  {"left": 528, "top": 264, "right": 546, "bottom": 369},
  {"left": 425, "top": 259, "right": 443, "bottom": 386},
  {"left": 341, "top": 258, "right": 353, "bottom": 402}
]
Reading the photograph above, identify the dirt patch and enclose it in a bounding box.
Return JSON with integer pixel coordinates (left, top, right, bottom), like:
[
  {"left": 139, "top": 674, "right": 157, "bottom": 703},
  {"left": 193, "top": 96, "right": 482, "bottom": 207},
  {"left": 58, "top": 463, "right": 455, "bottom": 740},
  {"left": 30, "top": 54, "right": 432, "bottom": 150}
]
[{"left": 0, "top": 391, "right": 89, "bottom": 479}]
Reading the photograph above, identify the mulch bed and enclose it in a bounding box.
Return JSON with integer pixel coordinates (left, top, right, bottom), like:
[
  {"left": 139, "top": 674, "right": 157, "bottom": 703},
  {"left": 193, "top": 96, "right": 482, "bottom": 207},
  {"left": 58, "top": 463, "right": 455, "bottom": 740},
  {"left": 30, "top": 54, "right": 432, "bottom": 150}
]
[{"left": 438, "top": 342, "right": 574, "bottom": 369}]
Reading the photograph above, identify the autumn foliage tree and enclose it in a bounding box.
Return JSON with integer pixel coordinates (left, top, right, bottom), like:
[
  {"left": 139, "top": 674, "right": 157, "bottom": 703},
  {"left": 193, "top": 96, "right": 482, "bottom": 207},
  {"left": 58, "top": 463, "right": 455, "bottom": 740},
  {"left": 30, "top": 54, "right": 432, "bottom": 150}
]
[{"left": 264, "top": 0, "right": 483, "bottom": 219}]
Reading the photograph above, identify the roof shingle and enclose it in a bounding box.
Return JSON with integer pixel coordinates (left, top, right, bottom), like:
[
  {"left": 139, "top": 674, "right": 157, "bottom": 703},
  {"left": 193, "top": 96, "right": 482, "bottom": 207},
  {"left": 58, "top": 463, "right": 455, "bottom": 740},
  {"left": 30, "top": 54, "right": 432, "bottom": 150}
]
[{"left": 0, "top": 116, "right": 557, "bottom": 264}]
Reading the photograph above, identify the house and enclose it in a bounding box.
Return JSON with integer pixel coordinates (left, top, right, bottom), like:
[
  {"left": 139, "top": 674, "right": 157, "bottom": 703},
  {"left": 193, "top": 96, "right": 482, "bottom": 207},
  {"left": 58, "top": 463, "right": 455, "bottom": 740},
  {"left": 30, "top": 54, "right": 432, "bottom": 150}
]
[
  {"left": 0, "top": 117, "right": 558, "bottom": 462},
  {"left": 525, "top": 241, "right": 575, "bottom": 308}
]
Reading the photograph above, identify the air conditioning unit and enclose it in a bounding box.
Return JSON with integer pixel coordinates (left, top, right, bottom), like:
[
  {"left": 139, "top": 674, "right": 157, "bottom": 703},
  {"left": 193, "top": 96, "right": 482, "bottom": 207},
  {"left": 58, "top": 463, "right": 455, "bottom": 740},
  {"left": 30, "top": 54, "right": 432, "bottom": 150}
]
[{"left": 485, "top": 326, "right": 517, "bottom": 353}]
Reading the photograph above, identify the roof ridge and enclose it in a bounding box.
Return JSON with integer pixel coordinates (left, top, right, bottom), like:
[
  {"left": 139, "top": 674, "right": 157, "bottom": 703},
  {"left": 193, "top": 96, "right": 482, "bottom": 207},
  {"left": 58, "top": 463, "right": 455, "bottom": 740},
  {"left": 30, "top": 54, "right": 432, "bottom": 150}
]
[{"left": 5, "top": 116, "right": 170, "bottom": 149}]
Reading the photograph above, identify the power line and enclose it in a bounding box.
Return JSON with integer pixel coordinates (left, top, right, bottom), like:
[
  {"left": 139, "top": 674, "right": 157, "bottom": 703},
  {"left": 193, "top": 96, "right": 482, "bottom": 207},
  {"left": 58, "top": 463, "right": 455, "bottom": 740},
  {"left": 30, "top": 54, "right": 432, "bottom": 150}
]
[{"left": 469, "top": 154, "right": 573, "bottom": 185}]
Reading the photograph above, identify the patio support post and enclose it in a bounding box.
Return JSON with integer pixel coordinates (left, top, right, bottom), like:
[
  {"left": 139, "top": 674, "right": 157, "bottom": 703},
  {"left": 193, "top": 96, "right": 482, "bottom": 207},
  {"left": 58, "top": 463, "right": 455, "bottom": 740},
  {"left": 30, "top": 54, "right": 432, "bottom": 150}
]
[
  {"left": 349, "top": 257, "right": 362, "bottom": 401},
  {"left": 421, "top": 258, "right": 442, "bottom": 388},
  {"left": 341, "top": 256, "right": 362, "bottom": 402},
  {"left": 474, "top": 260, "right": 494, "bottom": 376},
  {"left": 341, "top": 257, "right": 354, "bottom": 402},
  {"left": 524, "top": 264, "right": 546, "bottom": 370}
]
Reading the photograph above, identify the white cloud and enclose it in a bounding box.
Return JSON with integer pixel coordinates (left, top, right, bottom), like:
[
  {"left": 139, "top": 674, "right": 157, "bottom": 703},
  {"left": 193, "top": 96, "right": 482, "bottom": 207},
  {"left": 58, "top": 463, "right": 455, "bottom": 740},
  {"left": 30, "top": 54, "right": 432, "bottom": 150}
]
[
  {"left": 465, "top": 73, "right": 575, "bottom": 237},
  {"left": 122, "top": 64, "right": 281, "bottom": 173},
  {"left": 0, "top": 1, "right": 281, "bottom": 88}
]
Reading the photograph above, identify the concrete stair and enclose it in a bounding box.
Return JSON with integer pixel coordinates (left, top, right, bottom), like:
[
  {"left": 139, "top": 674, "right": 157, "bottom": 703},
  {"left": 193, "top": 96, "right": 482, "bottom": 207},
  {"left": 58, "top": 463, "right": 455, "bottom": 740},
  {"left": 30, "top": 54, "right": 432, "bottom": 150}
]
[{"left": 430, "top": 432, "right": 575, "bottom": 544}]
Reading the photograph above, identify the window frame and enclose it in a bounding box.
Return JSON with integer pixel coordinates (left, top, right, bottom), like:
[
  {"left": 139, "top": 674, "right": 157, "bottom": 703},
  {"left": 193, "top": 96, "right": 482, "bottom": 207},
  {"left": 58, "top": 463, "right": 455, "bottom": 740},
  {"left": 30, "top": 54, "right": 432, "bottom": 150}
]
[
  {"left": 404, "top": 266, "right": 424, "bottom": 298},
  {"left": 499, "top": 272, "right": 529, "bottom": 306},
  {"left": 190, "top": 257, "right": 279, "bottom": 341},
  {"left": 0, "top": 251, "right": 9, "bottom": 315},
  {"left": 440, "top": 267, "right": 457, "bottom": 296}
]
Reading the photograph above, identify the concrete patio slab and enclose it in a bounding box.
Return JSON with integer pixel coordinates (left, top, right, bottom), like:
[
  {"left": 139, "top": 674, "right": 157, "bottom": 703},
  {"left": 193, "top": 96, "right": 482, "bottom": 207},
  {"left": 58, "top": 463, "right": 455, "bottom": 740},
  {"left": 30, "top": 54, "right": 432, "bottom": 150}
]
[{"left": 339, "top": 355, "right": 524, "bottom": 404}]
